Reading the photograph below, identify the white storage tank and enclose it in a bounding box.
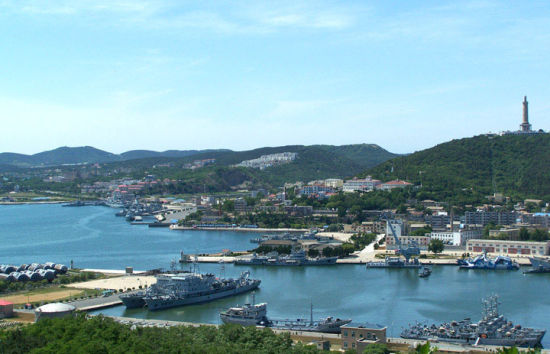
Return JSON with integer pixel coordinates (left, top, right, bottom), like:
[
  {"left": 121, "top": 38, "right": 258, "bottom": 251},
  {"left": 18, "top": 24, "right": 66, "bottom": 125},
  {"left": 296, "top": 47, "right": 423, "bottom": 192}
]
[{"left": 35, "top": 303, "right": 76, "bottom": 322}]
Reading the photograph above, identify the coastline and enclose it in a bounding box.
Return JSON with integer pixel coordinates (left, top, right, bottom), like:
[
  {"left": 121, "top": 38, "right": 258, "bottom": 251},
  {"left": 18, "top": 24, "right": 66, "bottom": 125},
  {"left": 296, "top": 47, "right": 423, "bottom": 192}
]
[
  {"left": 170, "top": 225, "right": 309, "bottom": 233},
  {"left": 0, "top": 201, "right": 71, "bottom": 205}
]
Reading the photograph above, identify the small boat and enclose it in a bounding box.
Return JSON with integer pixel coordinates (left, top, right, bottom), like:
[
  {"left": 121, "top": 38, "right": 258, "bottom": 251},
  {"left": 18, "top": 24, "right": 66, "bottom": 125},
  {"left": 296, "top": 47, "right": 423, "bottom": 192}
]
[
  {"left": 524, "top": 257, "right": 550, "bottom": 274},
  {"left": 419, "top": 266, "right": 432, "bottom": 278}
]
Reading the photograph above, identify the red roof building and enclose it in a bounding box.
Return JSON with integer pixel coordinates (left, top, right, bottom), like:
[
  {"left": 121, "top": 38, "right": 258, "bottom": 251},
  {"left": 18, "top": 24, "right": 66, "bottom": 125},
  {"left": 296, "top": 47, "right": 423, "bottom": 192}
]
[{"left": 0, "top": 300, "right": 14, "bottom": 318}]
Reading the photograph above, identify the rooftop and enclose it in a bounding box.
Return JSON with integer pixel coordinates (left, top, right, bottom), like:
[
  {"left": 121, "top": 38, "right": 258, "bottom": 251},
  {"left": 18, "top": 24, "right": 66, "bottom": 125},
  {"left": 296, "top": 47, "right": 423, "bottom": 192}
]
[
  {"left": 36, "top": 303, "right": 76, "bottom": 313},
  {"left": 341, "top": 322, "right": 386, "bottom": 330}
]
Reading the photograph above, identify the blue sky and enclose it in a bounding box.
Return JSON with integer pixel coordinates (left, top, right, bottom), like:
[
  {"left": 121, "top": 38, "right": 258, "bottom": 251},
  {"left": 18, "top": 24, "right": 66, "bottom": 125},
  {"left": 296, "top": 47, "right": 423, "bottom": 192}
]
[{"left": 1, "top": 0, "right": 549, "bottom": 155}]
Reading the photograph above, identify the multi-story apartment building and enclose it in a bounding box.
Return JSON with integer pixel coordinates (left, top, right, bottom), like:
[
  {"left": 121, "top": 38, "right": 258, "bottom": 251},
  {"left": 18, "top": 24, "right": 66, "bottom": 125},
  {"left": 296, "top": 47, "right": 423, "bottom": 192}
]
[
  {"left": 386, "top": 235, "right": 431, "bottom": 250},
  {"left": 521, "top": 213, "right": 550, "bottom": 228},
  {"left": 426, "top": 214, "right": 451, "bottom": 230},
  {"left": 298, "top": 184, "right": 334, "bottom": 196},
  {"left": 464, "top": 211, "right": 519, "bottom": 226}
]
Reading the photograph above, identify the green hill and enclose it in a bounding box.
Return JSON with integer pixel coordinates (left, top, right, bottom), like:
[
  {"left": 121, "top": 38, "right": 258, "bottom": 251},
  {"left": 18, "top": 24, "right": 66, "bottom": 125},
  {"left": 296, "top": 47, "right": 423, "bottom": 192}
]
[
  {"left": 106, "top": 144, "right": 397, "bottom": 188},
  {"left": 0, "top": 147, "right": 229, "bottom": 167},
  {"left": 365, "top": 134, "right": 550, "bottom": 201},
  {"left": 1, "top": 144, "right": 398, "bottom": 193}
]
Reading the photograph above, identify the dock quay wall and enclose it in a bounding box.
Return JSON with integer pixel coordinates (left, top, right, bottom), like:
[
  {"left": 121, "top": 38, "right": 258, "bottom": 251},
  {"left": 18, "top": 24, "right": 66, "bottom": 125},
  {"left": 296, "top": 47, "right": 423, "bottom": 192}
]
[{"left": 170, "top": 226, "right": 308, "bottom": 233}]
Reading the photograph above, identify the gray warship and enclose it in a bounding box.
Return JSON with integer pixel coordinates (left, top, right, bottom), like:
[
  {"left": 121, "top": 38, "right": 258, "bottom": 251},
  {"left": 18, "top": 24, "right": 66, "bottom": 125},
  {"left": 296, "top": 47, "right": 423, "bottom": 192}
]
[
  {"left": 234, "top": 249, "right": 337, "bottom": 266},
  {"left": 220, "top": 301, "right": 351, "bottom": 333},
  {"left": 120, "top": 290, "right": 146, "bottom": 308},
  {"left": 250, "top": 231, "right": 318, "bottom": 244},
  {"left": 401, "top": 295, "right": 546, "bottom": 347},
  {"left": 121, "top": 271, "right": 260, "bottom": 311},
  {"left": 525, "top": 257, "right": 550, "bottom": 274}
]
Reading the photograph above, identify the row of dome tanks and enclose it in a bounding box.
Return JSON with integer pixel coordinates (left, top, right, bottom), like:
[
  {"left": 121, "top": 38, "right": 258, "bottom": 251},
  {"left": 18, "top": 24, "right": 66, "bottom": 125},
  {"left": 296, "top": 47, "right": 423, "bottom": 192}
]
[{"left": 0, "top": 262, "right": 68, "bottom": 282}]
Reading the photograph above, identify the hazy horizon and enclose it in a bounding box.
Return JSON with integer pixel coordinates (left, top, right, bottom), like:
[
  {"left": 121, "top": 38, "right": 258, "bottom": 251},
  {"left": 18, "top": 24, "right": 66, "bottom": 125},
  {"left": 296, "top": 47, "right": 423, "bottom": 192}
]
[{"left": 2, "top": 1, "right": 549, "bottom": 155}]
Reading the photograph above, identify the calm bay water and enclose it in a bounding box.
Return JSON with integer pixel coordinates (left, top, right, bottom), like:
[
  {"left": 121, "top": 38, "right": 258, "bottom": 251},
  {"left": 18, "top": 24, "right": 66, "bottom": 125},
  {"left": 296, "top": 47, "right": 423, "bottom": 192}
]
[{"left": 1, "top": 204, "right": 550, "bottom": 344}]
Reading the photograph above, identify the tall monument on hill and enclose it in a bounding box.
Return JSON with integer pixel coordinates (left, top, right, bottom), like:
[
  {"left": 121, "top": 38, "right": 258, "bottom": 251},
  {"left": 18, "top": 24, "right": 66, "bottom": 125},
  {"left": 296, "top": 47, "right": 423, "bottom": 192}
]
[{"left": 520, "top": 96, "right": 532, "bottom": 132}]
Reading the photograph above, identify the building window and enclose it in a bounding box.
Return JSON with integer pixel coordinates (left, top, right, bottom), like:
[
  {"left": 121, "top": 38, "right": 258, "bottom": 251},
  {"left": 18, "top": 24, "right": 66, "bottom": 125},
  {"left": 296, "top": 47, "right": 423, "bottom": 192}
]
[
  {"left": 343, "top": 342, "right": 348, "bottom": 348},
  {"left": 352, "top": 331, "right": 355, "bottom": 338},
  {"left": 343, "top": 331, "right": 348, "bottom": 337},
  {"left": 352, "top": 343, "right": 356, "bottom": 348}
]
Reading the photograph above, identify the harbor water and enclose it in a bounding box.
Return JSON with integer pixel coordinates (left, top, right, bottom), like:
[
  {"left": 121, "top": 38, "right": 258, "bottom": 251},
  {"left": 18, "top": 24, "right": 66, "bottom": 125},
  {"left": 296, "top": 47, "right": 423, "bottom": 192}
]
[{"left": 1, "top": 204, "right": 549, "bottom": 346}]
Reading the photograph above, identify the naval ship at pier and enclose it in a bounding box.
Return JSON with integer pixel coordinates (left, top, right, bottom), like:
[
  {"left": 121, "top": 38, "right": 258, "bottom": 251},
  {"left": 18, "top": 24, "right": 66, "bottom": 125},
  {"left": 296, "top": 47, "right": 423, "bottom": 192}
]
[
  {"left": 401, "top": 295, "right": 545, "bottom": 347},
  {"left": 120, "top": 270, "right": 260, "bottom": 311},
  {"left": 234, "top": 249, "right": 337, "bottom": 266},
  {"left": 220, "top": 300, "right": 351, "bottom": 333}
]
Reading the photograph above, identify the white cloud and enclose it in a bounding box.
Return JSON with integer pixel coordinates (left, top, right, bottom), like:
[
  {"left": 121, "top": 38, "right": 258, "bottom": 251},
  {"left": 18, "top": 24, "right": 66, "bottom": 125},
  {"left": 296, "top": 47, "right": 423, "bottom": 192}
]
[{"left": 1, "top": 0, "right": 358, "bottom": 34}]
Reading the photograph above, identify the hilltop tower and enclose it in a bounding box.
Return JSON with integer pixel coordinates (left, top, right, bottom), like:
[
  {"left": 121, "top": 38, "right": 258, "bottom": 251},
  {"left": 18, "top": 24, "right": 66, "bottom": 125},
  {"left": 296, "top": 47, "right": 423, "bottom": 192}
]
[{"left": 520, "top": 96, "right": 532, "bottom": 132}]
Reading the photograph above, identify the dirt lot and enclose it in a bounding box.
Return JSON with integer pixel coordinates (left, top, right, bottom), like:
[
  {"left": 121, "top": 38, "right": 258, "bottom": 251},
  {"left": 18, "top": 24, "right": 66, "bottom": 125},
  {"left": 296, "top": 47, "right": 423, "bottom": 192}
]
[
  {"left": 1, "top": 289, "right": 83, "bottom": 304},
  {"left": 67, "top": 275, "right": 157, "bottom": 291}
]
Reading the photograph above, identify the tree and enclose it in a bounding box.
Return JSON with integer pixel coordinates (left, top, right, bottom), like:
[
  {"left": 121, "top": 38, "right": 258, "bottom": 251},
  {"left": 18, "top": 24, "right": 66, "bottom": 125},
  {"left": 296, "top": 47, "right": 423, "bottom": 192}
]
[
  {"left": 327, "top": 224, "right": 342, "bottom": 232},
  {"left": 531, "top": 229, "right": 549, "bottom": 242},
  {"left": 428, "top": 239, "right": 444, "bottom": 254},
  {"left": 519, "top": 227, "right": 530, "bottom": 241},
  {"left": 525, "top": 202, "right": 539, "bottom": 213},
  {"left": 362, "top": 343, "right": 390, "bottom": 354},
  {"left": 307, "top": 249, "right": 320, "bottom": 258},
  {"left": 483, "top": 222, "right": 497, "bottom": 237},
  {"left": 415, "top": 341, "right": 438, "bottom": 354},
  {"left": 221, "top": 200, "right": 235, "bottom": 212},
  {"left": 411, "top": 226, "right": 432, "bottom": 236},
  {"left": 396, "top": 204, "right": 408, "bottom": 214}
]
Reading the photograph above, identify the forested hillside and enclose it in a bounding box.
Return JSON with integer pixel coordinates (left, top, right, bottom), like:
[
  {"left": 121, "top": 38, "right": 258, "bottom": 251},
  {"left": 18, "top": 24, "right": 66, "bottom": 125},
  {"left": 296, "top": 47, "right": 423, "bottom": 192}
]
[{"left": 366, "top": 134, "right": 550, "bottom": 201}]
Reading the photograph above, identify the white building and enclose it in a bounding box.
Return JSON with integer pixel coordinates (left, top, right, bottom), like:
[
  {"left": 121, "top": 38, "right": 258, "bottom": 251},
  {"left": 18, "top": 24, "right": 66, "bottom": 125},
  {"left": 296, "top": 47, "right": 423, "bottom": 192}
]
[
  {"left": 343, "top": 177, "right": 381, "bottom": 193},
  {"left": 324, "top": 178, "right": 344, "bottom": 189},
  {"left": 236, "top": 152, "right": 297, "bottom": 169},
  {"left": 429, "top": 229, "right": 482, "bottom": 246}
]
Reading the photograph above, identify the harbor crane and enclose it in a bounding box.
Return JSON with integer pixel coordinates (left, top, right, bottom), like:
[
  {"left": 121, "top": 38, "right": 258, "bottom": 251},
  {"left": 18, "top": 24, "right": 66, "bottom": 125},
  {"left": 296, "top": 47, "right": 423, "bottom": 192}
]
[{"left": 382, "top": 214, "right": 420, "bottom": 263}]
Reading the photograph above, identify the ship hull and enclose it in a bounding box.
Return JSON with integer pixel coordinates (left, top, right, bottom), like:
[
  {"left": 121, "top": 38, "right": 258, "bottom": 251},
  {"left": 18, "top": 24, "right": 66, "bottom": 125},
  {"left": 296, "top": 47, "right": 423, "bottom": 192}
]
[
  {"left": 235, "top": 258, "right": 338, "bottom": 266},
  {"left": 402, "top": 334, "right": 545, "bottom": 348},
  {"left": 120, "top": 292, "right": 146, "bottom": 309},
  {"left": 269, "top": 319, "right": 351, "bottom": 333},
  {"left": 366, "top": 262, "right": 421, "bottom": 268},
  {"left": 145, "top": 281, "right": 260, "bottom": 311},
  {"left": 459, "top": 265, "right": 519, "bottom": 270},
  {"left": 220, "top": 316, "right": 263, "bottom": 326},
  {"left": 529, "top": 257, "right": 550, "bottom": 270}
]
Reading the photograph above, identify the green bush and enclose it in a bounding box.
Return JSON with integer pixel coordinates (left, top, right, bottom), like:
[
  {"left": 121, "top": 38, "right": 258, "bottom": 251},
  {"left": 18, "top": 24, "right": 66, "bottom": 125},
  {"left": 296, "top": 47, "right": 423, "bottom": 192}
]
[{"left": 0, "top": 314, "right": 321, "bottom": 353}]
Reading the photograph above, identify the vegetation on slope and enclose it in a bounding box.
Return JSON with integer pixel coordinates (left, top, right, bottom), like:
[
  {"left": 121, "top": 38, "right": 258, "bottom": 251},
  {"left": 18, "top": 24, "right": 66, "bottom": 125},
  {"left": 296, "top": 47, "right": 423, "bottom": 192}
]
[
  {"left": 365, "top": 134, "right": 550, "bottom": 201},
  {"left": 0, "top": 314, "right": 321, "bottom": 354}
]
